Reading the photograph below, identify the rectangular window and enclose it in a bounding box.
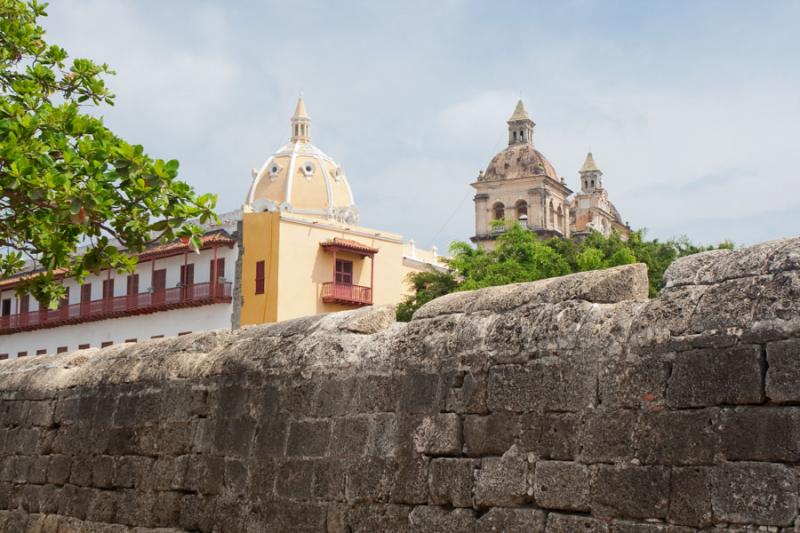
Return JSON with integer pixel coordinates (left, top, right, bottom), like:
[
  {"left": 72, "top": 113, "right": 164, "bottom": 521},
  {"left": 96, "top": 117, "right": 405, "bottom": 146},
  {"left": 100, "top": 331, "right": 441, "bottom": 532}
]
[
  {"left": 255, "top": 260, "right": 265, "bottom": 295},
  {"left": 19, "top": 295, "right": 29, "bottom": 315},
  {"left": 180, "top": 263, "right": 195, "bottom": 286},
  {"left": 126, "top": 274, "right": 139, "bottom": 297},
  {"left": 178, "top": 331, "right": 191, "bottom": 336},
  {"left": 152, "top": 269, "right": 166, "bottom": 304},
  {"left": 36, "top": 349, "right": 47, "bottom": 356},
  {"left": 124, "top": 338, "right": 137, "bottom": 343},
  {"left": 0, "top": 354, "right": 7, "bottom": 360},
  {"left": 81, "top": 283, "right": 92, "bottom": 303},
  {"left": 335, "top": 259, "right": 353, "bottom": 285},
  {"left": 210, "top": 258, "right": 225, "bottom": 281},
  {"left": 150, "top": 335, "right": 164, "bottom": 339},
  {"left": 80, "top": 283, "right": 92, "bottom": 315},
  {"left": 103, "top": 278, "right": 114, "bottom": 300},
  {"left": 56, "top": 347, "right": 68, "bottom": 354},
  {"left": 78, "top": 344, "right": 90, "bottom": 350},
  {"left": 100, "top": 341, "right": 113, "bottom": 348},
  {"left": 1, "top": 298, "right": 10, "bottom": 316},
  {"left": 17, "top": 351, "right": 27, "bottom": 358}
]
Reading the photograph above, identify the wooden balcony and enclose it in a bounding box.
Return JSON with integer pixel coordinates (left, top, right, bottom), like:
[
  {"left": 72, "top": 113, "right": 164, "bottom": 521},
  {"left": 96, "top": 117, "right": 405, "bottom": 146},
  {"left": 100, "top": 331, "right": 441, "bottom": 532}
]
[
  {"left": 0, "top": 282, "right": 232, "bottom": 335},
  {"left": 321, "top": 282, "right": 373, "bottom": 307}
]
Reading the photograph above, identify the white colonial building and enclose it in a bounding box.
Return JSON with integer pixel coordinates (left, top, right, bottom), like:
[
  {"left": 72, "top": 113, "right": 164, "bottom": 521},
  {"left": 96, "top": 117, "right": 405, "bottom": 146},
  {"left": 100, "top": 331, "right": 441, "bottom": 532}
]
[{"left": 0, "top": 228, "right": 238, "bottom": 359}]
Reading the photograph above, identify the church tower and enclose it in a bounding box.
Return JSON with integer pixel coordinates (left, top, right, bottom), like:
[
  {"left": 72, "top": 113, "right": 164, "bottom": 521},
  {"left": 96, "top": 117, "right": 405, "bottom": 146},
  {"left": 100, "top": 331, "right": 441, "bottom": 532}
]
[
  {"left": 470, "top": 99, "right": 572, "bottom": 249},
  {"left": 507, "top": 99, "right": 535, "bottom": 146},
  {"left": 579, "top": 152, "right": 603, "bottom": 192}
]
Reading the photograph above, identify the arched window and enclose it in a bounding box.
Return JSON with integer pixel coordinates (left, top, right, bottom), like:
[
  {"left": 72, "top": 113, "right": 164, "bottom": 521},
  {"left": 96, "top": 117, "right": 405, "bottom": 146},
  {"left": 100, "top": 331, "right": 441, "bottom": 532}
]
[
  {"left": 557, "top": 205, "right": 565, "bottom": 232},
  {"left": 515, "top": 200, "right": 528, "bottom": 220},
  {"left": 513, "top": 132, "right": 517, "bottom": 142},
  {"left": 520, "top": 130, "right": 525, "bottom": 141},
  {"left": 549, "top": 201, "right": 555, "bottom": 226},
  {"left": 591, "top": 179, "right": 595, "bottom": 188},
  {"left": 493, "top": 202, "right": 505, "bottom": 220}
]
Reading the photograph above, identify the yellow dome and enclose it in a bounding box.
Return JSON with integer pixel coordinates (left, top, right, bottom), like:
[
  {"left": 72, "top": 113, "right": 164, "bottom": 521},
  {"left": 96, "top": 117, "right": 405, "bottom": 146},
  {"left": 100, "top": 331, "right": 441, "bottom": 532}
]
[{"left": 245, "top": 98, "right": 358, "bottom": 224}]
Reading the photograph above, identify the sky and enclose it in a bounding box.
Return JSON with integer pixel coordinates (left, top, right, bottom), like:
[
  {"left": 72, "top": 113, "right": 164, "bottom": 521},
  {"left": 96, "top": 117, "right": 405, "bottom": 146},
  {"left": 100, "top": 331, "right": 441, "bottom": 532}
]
[{"left": 43, "top": 0, "right": 800, "bottom": 251}]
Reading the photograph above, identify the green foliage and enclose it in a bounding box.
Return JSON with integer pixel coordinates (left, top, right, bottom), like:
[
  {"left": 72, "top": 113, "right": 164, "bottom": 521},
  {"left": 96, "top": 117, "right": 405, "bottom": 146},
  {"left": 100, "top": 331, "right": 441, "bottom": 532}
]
[
  {"left": 396, "top": 225, "right": 734, "bottom": 321},
  {"left": 0, "top": 0, "right": 217, "bottom": 306}
]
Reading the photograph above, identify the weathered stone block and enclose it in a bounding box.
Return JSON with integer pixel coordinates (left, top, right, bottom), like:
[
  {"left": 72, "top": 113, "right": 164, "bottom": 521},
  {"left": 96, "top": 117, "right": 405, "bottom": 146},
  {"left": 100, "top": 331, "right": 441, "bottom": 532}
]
[
  {"left": 710, "top": 462, "right": 797, "bottom": 526},
  {"left": 446, "top": 371, "right": 487, "bottom": 414},
  {"left": 343, "top": 504, "right": 411, "bottom": 533},
  {"left": 766, "top": 339, "right": 800, "bottom": 403},
  {"left": 275, "top": 459, "right": 315, "bottom": 499},
  {"left": 635, "top": 408, "right": 719, "bottom": 465},
  {"left": 590, "top": 465, "right": 669, "bottom": 519},
  {"left": 668, "top": 466, "right": 712, "bottom": 527},
  {"left": 476, "top": 507, "right": 546, "bottom": 533},
  {"left": 488, "top": 359, "right": 595, "bottom": 413},
  {"left": 330, "top": 417, "right": 369, "bottom": 457},
  {"left": 609, "top": 522, "right": 695, "bottom": 533},
  {"left": 533, "top": 460, "right": 589, "bottom": 511},
  {"left": 519, "top": 412, "right": 580, "bottom": 460},
  {"left": 463, "top": 413, "right": 518, "bottom": 456},
  {"left": 408, "top": 506, "right": 476, "bottom": 533},
  {"left": 368, "top": 413, "right": 398, "bottom": 457},
  {"left": 667, "top": 345, "right": 764, "bottom": 408},
  {"left": 413, "top": 413, "right": 460, "bottom": 456},
  {"left": 213, "top": 415, "right": 256, "bottom": 457},
  {"left": 719, "top": 407, "right": 800, "bottom": 461},
  {"left": 353, "top": 375, "right": 398, "bottom": 413},
  {"left": 474, "top": 446, "right": 528, "bottom": 508},
  {"left": 315, "top": 378, "right": 355, "bottom": 416},
  {"left": 345, "top": 458, "right": 396, "bottom": 503},
  {"left": 428, "top": 458, "right": 476, "bottom": 508},
  {"left": 391, "top": 456, "right": 428, "bottom": 504},
  {"left": 286, "top": 419, "right": 330, "bottom": 457},
  {"left": 599, "top": 355, "right": 670, "bottom": 408},
  {"left": 546, "top": 513, "right": 609, "bottom": 532},
  {"left": 579, "top": 409, "right": 637, "bottom": 463},
  {"left": 399, "top": 374, "right": 444, "bottom": 414}
]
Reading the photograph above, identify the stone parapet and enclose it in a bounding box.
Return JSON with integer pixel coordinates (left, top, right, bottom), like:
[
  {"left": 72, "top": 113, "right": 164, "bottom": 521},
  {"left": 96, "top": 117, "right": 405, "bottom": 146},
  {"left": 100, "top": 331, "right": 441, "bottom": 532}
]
[{"left": 0, "top": 237, "right": 798, "bottom": 531}]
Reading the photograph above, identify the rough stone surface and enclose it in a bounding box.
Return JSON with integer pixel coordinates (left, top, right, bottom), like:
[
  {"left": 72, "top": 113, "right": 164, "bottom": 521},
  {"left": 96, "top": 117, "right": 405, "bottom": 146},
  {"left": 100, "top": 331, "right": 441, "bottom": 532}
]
[{"left": 0, "top": 238, "right": 798, "bottom": 531}]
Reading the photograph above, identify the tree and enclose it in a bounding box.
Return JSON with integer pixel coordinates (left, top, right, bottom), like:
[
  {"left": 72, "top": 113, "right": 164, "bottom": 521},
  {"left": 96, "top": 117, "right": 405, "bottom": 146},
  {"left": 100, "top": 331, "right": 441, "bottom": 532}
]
[
  {"left": 0, "top": 0, "right": 217, "bottom": 306},
  {"left": 396, "top": 224, "right": 733, "bottom": 320}
]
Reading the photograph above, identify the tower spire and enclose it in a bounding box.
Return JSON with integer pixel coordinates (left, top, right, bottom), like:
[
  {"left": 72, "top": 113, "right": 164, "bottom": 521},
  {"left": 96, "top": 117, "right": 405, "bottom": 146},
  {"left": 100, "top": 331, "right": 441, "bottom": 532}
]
[
  {"left": 507, "top": 99, "right": 535, "bottom": 146},
  {"left": 579, "top": 152, "right": 603, "bottom": 192},
  {"left": 291, "top": 96, "right": 311, "bottom": 142}
]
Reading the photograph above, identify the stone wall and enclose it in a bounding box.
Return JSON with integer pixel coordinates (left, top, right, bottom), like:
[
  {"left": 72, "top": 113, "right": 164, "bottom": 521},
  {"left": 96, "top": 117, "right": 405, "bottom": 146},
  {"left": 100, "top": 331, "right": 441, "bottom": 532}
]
[{"left": 0, "top": 237, "right": 798, "bottom": 532}]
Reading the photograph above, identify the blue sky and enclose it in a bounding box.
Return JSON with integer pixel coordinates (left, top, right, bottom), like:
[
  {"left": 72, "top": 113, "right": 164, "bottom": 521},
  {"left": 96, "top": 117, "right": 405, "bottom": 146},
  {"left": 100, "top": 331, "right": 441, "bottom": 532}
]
[{"left": 44, "top": 1, "right": 800, "bottom": 250}]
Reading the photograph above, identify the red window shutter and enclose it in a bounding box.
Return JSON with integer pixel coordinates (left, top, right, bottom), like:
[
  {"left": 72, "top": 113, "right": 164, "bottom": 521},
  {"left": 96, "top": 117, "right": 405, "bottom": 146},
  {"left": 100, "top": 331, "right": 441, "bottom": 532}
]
[
  {"left": 103, "top": 279, "right": 114, "bottom": 300},
  {"left": 255, "top": 260, "right": 265, "bottom": 295},
  {"left": 210, "top": 258, "right": 226, "bottom": 281},
  {"left": 36, "top": 349, "right": 46, "bottom": 356},
  {"left": 81, "top": 284, "right": 92, "bottom": 303},
  {"left": 180, "top": 264, "right": 195, "bottom": 286},
  {"left": 127, "top": 274, "right": 139, "bottom": 296},
  {"left": 19, "top": 295, "right": 29, "bottom": 314},
  {"left": 56, "top": 346, "right": 68, "bottom": 354}
]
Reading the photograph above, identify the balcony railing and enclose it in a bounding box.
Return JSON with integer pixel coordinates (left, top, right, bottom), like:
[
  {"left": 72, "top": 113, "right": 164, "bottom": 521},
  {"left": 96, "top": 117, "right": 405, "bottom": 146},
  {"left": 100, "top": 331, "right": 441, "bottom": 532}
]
[
  {"left": 321, "top": 282, "right": 373, "bottom": 307},
  {"left": 0, "top": 282, "right": 232, "bottom": 335}
]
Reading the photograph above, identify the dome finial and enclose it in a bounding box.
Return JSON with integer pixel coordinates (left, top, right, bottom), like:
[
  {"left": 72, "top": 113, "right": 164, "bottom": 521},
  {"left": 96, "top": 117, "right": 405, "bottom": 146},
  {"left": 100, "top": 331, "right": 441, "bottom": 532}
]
[{"left": 291, "top": 95, "right": 311, "bottom": 142}]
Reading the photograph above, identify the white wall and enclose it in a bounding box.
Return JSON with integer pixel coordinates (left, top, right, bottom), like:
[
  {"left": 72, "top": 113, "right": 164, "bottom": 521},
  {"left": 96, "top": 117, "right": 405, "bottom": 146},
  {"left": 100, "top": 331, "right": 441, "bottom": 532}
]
[{"left": 0, "top": 303, "right": 233, "bottom": 357}]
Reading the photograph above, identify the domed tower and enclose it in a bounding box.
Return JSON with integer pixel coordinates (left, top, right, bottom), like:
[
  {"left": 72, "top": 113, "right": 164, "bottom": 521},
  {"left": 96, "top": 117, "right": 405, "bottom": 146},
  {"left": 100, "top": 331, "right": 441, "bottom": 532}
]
[
  {"left": 245, "top": 97, "right": 359, "bottom": 224},
  {"left": 571, "top": 152, "right": 630, "bottom": 240},
  {"left": 470, "top": 99, "right": 572, "bottom": 249}
]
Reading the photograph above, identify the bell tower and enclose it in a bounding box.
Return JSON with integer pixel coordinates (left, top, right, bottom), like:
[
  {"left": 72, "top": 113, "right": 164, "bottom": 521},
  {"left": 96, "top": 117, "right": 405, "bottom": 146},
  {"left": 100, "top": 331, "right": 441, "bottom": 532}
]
[
  {"left": 507, "top": 99, "right": 535, "bottom": 146},
  {"left": 579, "top": 152, "right": 603, "bottom": 192}
]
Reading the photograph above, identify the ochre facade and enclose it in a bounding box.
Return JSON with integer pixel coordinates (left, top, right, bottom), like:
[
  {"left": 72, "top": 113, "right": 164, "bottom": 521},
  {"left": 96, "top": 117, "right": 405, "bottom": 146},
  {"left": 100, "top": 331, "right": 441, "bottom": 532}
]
[{"left": 239, "top": 98, "right": 443, "bottom": 326}]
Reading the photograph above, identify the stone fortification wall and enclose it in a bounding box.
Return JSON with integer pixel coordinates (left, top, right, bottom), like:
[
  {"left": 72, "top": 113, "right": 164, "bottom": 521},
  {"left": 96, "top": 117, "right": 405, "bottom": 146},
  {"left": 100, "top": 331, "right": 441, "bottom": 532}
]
[{"left": 0, "top": 237, "right": 798, "bottom": 532}]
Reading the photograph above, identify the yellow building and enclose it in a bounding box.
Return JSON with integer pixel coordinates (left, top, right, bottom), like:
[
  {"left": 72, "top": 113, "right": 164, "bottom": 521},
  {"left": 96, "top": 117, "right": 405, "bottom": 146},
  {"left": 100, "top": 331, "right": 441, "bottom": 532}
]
[{"left": 237, "top": 98, "right": 442, "bottom": 326}]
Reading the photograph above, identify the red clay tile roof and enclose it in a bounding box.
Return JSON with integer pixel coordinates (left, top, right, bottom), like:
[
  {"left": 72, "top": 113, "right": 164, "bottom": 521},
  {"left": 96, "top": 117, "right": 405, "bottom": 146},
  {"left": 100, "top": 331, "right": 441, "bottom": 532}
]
[{"left": 320, "top": 238, "right": 379, "bottom": 255}]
